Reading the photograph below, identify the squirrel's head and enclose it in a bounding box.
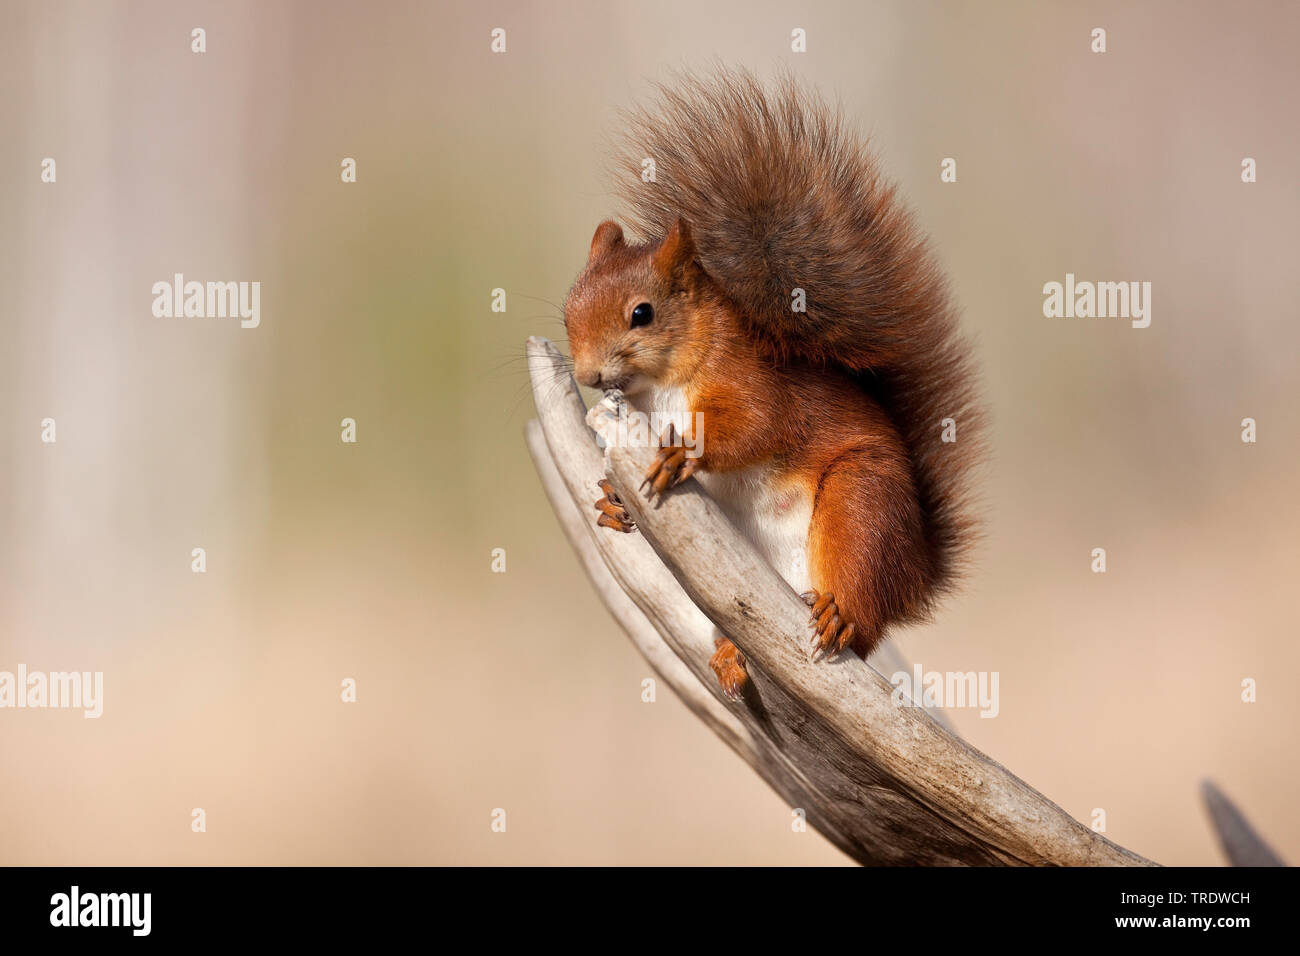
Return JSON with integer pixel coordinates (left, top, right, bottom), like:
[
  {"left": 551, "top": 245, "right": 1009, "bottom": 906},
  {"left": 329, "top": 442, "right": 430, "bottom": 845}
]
[{"left": 563, "top": 217, "right": 712, "bottom": 397}]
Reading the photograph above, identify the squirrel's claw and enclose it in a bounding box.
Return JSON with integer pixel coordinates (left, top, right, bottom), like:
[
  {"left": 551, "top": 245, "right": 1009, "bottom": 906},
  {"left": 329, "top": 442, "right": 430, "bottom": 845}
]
[
  {"left": 804, "top": 590, "right": 855, "bottom": 660},
  {"left": 641, "top": 425, "right": 700, "bottom": 499},
  {"left": 709, "top": 637, "right": 749, "bottom": 702},
  {"left": 597, "top": 512, "right": 635, "bottom": 533},
  {"left": 812, "top": 592, "right": 836, "bottom": 620},
  {"left": 594, "top": 479, "right": 636, "bottom": 533}
]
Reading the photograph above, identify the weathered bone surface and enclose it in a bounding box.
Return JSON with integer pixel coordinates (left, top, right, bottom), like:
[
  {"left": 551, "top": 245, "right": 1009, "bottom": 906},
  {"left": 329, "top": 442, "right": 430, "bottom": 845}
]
[{"left": 526, "top": 334, "right": 1279, "bottom": 866}]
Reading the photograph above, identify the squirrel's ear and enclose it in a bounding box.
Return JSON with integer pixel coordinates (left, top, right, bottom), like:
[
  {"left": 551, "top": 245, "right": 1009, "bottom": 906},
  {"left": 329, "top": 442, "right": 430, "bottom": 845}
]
[
  {"left": 588, "top": 220, "right": 624, "bottom": 264},
  {"left": 651, "top": 217, "right": 696, "bottom": 280}
]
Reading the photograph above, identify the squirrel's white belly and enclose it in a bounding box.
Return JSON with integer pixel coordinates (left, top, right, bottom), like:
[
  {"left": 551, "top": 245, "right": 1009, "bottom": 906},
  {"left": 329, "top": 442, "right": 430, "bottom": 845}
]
[
  {"left": 697, "top": 466, "right": 814, "bottom": 596},
  {"left": 638, "top": 386, "right": 814, "bottom": 595}
]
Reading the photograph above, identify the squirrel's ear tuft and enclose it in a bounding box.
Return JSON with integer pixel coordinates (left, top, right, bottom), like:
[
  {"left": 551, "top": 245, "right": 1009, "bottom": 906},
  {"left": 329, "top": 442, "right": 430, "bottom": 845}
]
[
  {"left": 652, "top": 217, "right": 696, "bottom": 280},
  {"left": 588, "top": 220, "right": 624, "bottom": 263}
]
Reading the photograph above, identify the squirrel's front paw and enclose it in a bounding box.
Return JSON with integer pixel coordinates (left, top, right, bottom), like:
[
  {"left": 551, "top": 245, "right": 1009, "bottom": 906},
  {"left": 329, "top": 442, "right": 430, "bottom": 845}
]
[
  {"left": 641, "top": 424, "right": 700, "bottom": 499},
  {"left": 594, "top": 478, "right": 636, "bottom": 533},
  {"left": 801, "top": 590, "right": 856, "bottom": 661},
  {"left": 709, "top": 637, "right": 749, "bottom": 702}
]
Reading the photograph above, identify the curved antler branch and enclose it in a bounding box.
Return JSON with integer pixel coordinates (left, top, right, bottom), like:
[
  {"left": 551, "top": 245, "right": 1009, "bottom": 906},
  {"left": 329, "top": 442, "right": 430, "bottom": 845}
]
[{"left": 526, "top": 334, "right": 1154, "bottom": 865}]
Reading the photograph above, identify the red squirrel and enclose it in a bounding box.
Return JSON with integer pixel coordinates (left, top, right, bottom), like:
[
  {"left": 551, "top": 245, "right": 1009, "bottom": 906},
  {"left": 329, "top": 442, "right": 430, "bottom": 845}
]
[{"left": 563, "top": 69, "right": 983, "bottom": 700}]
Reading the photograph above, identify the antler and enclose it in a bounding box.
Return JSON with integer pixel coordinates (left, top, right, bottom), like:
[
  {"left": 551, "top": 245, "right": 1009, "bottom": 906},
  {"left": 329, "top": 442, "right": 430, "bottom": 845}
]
[{"left": 524, "top": 335, "right": 1279, "bottom": 866}]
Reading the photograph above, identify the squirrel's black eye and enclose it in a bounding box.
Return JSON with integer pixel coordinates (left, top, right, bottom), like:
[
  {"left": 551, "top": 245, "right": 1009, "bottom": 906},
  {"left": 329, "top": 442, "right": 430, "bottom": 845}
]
[{"left": 630, "top": 302, "right": 654, "bottom": 328}]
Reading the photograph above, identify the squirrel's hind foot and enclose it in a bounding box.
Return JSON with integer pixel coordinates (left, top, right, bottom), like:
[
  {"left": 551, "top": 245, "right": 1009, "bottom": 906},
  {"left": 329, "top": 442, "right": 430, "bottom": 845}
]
[
  {"left": 709, "top": 637, "right": 749, "bottom": 702},
  {"left": 800, "top": 590, "right": 856, "bottom": 662}
]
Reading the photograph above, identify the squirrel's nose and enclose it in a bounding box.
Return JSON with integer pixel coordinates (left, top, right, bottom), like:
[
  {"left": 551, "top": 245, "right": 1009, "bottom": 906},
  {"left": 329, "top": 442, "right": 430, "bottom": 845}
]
[{"left": 576, "top": 369, "right": 602, "bottom": 389}]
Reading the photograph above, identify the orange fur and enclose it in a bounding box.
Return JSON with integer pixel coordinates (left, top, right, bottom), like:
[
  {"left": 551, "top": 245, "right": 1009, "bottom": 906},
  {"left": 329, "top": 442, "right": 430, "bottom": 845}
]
[{"left": 563, "top": 69, "right": 983, "bottom": 665}]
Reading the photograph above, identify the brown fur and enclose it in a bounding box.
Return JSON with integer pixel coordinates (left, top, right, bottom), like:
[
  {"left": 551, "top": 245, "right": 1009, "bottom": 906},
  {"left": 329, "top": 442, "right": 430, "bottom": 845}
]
[{"left": 565, "top": 68, "right": 983, "bottom": 657}]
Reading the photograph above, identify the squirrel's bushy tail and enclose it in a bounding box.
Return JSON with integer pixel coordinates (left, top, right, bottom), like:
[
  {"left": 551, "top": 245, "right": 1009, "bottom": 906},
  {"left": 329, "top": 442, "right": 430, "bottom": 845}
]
[{"left": 613, "top": 67, "right": 983, "bottom": 593}]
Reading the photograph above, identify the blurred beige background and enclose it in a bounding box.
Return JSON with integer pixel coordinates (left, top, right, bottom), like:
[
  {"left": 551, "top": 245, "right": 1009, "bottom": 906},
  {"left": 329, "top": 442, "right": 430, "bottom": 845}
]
[{"left": 1, "top": 0, "right": 1297, "bottom": 865}]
